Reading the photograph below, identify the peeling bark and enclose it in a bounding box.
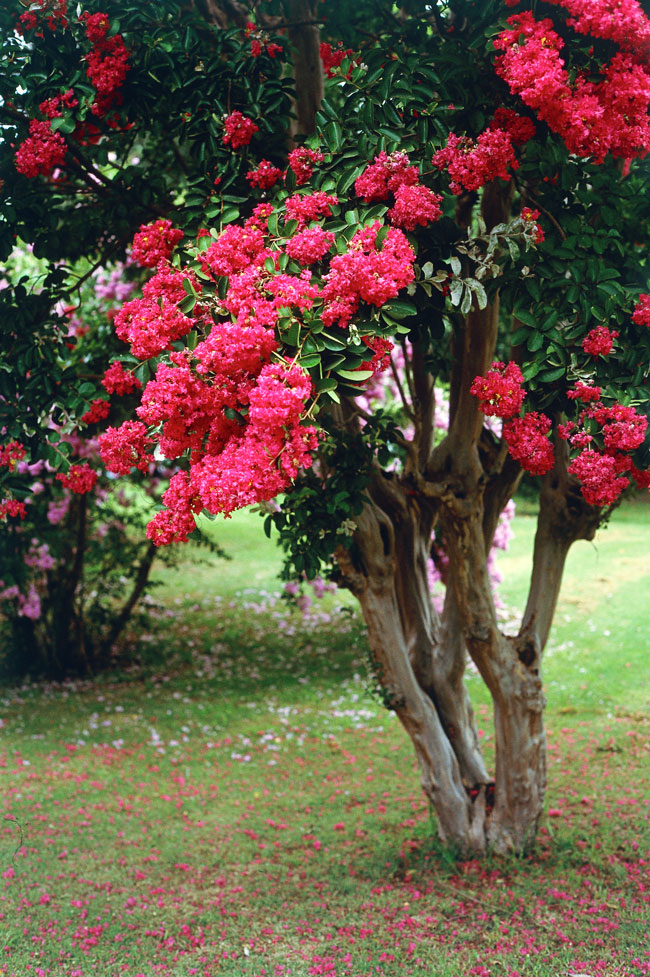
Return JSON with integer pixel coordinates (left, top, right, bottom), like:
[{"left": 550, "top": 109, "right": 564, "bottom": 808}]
[
  {"left": 337, "top": 501, "right": 475, "bottom": 849},
  {"left": 488, "top": 636, "right": 547, "bottom": 853}
]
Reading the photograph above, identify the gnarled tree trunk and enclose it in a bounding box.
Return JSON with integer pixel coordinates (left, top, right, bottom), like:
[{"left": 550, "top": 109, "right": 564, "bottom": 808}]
[{"left": 334, "top": 180, "right": 602, "bottom": 854}]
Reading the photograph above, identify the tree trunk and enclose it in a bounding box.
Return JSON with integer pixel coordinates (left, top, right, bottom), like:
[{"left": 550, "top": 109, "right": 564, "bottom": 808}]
[
  {"left": 100, "top": 541, "right": 157, "bottom": 659},
  {"left": 283, "top": 0, "right": 323, "bottom": 138},
  {"left": 337, "top": 498, "right": 477, "bottom": 849},
  {"left": 331, "top": 178, "right": 604, "bottom": 855},
  {"left": 488, "top": 635, "right": 547, "bottom": 853}
]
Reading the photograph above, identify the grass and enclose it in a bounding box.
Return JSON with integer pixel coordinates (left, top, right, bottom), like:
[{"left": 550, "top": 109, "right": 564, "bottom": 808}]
[{"left": 0, "top": 499, "right": 648, "bottom": 976}]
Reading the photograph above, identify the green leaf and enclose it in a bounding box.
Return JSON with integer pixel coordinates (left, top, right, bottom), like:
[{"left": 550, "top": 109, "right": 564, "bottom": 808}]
[
  {"left": 385, "top": 300, "right": 417, "bottom": 319},
  {"left": 514, "top": 308, "right": 537, "bottom": 328},
  {"left": 522, "top": 360, "right": 540, "bottom": 381},
  {"left": 286, "top": 320, "right": 301, "bottom": 347},
  {"left": 299, "top": 353, "right": 321, "bottom": 369},
  {"left": 337, "top": 368, "right": 373, "bottom": 381},
  {"left": 50, "top": 116, "right": 76, "bottom": 135},
  {"left": 316, "top": 377, "right": 338, "bottom": 392},
  {"left": 321, "top": 331, "right": 347, "bottom": 350},
  {"left": 538, "top": 365, "right": 565, "bottom": 382},
  {"left": 220, "top": 206, "right": 240, "bottom": 224},
  {"left": 178, "top": 295, "right": 196, "bottom": 314}
]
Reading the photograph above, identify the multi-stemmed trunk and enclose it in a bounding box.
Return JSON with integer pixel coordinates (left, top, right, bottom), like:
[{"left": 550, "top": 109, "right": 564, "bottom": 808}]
[
  {"left": 336, "top": 447, "right": 599, "bottom": 853},
  {"left": 333, "top": 180, "right": 602, "bottom": 854}
]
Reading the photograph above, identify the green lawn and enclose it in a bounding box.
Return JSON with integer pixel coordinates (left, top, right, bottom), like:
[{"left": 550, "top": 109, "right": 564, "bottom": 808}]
[{"left": 0, "top": 498, "right": 648, "bottom": 976}]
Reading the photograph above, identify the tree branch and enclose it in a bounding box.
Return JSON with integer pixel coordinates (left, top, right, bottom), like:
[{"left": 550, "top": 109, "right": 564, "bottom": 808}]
[{"left": 519, "top": 435, "right": 601, "bottom": 653}]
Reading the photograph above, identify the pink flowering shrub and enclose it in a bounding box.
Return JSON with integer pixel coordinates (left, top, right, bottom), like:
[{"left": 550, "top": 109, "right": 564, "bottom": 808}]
[{"left": 493, "top": 9, "right": 650, "bottom": 162}]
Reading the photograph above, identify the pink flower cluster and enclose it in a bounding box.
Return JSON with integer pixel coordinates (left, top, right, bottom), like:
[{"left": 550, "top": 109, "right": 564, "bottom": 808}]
[
  {"left": 102, "top": 361, "right": 142, "bottom": 396},
  {"left": 39, "top": 89, "right": 78, "bottom": 119},
  {"left": 355, "top": 151, "right": 419, "bottom": 203},
  {"left": 17, "top": 0, "right": 67, "bottom": 34},
  {"left": 591, "top": 402, "right": 648, "bottom": 454},
  {"left": 568, "top": 450, "right": 630, "bottom": 506},
  {"left": 632, "top": 293, "right": 650, "bottom": 327},
  {"left": 104, "top": 213, "right": 337, "bottom": 542},
  {"left": 521, "top": 207, "right": 545, "bottom": 243},
  {"left": 432, "top": 128, "right": 518, "bottom": 195},
  {"left": 503, "top": 411, "right": 555, "bottom": 475},
  {"left": 80, "top": 398, "right": 110, "bottom": 425},
  {"left": 55, "top": 463, "right": 98, "bottom": 494},
  {"left": 387, "top": 183, "right": 443, "bottom": 232},
  {"left": 352, "top": 151, "right": 442, "bottom": 232},
  {"left": 285, "top": 226, "right": 335, "bottom": 266},
  {"left": 543, "top": 0, "right": 650, "bottom": 59},
  {"left": 0, "top": 442, "right": 26, "bottom": 470},
  {"left": 222, "top": 111, "right": 259, "bottom": 149},
  {"left": 471, "top": 361, "right": 554, "bottom": 474},
  {"left": 470, "top": 361, "right": 526, "bottom": 418},
  {"left": 320, "top": 41, "right": 356, "bottom": 78},
  {"left": 560, "top": 393, "right": 649, "bottom": 505},
  {"left": 582, "top": 325, "right": 619, "bottom": 357},
  {"left": 82, "top": 10, "right": 130, "bottom": 118},
  {"left": 494, "top": 11, "right": 650, "bottom": 162},
  {"left": 489, "top": 107, "right": 536, "bottom": 145},
  {"left": 361, "top": 335, "right": 394, "bottom": 375},
  {"left": 288, "top": 147, "right": 324, "bottom": 186},
  {"left": 200, "top": 224, "right": 266, "bottom": 277},
  {"left": 320, "top": 221, "right": 416, "bottom": 328},
  {"left": 567, "top": 381, "right": 601, "bottom": 403},
  {"left": 143, "top": 359, "right": 318, "bottom": 544},
  {"left": 131, "top": 220, "right": 185, "bottom": 268},
  {"left": 284, "top": 192, "right": 338, "bottom": 228},
  {"left": 99, "top": 421, "right": 152, "bottom": 474},
  {"left": 246, "top": 159, "right": 283, "bottom": 190},
  {"left": 15, "top": 120, "right": 67, "bottom": 179},
  {"left": 245, "top": 21, "right": 282, "bottom": 59},
  {"left": 114, "top": 296, "right": 193, "bottom": 360},
  {"left": 0, "top": 499, "right": 27, "bottom": 521}
]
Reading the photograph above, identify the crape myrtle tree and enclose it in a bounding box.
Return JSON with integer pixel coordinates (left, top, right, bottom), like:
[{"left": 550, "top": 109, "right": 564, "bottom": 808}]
[{"left": 2, "top": 0, "right": 650, "bottom": 854}]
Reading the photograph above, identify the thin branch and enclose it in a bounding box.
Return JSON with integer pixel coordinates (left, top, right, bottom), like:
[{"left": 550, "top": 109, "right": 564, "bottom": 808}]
[
  {"left": 520, "top": 185, "right": 567, "bottom": 241},
  {"left": 400, "top": 340, "right": 417, "bottom": 404},
  {"left": 389, "top": 357, "right": 416, "bottom": 421}
]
